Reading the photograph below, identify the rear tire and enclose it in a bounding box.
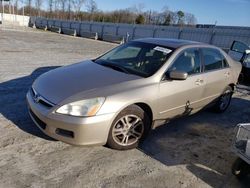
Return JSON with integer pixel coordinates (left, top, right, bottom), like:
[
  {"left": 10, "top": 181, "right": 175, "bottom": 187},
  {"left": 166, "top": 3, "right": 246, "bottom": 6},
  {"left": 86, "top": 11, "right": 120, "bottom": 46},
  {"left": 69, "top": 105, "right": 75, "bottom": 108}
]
[
  {"left": 238, "top": 73, "right": 244, "bottom": 84},
  {"left": 232, "top": 158, "right": 249, "bottom": 179},
  {"left": 213, "top": 86, "right": 233, "bottom": 113},
  {"left": 107, "top": 105, "right": 150, "bottom": 150}
]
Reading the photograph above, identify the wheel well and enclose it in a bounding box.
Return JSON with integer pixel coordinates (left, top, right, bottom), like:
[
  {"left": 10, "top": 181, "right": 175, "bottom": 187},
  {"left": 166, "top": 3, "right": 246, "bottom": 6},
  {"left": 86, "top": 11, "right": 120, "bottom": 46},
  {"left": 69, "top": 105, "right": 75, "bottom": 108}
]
[
  {"left": 229, "top": 83, "right": 235, "bottom": 91},
  {"left": 135, "top": 103, "right": 153, "bottom": 123}
]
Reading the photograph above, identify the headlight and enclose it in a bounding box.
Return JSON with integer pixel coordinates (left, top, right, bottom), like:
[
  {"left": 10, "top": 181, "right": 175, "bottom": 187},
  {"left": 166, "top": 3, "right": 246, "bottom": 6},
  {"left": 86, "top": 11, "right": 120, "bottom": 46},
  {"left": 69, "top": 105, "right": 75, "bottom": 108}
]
[{"left": 56, "top": 98, "right": 105, "bottom": 117}]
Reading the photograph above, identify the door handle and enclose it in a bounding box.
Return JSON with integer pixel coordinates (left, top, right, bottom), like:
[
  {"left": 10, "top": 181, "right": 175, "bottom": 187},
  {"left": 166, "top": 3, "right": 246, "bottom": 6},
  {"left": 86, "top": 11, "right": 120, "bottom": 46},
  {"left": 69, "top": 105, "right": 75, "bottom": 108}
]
[
  {"left": 195, "top": 79, "right": 204, "bottom": 85},
  {"left": 224, "top": 72, "right": 230, "bottom": 77}
]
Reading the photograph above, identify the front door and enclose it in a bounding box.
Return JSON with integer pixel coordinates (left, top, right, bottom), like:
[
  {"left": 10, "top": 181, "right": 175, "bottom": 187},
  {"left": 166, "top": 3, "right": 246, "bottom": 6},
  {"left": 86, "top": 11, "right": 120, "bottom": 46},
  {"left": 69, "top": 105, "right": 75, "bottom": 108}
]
[{"left": 158, "top": 48, "right": 205, "bottom": 119}]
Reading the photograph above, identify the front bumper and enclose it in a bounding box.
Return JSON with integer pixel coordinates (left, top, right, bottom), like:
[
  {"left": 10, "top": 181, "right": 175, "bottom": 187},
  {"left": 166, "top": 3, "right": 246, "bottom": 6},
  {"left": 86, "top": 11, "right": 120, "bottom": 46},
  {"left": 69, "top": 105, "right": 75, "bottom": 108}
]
[{"left": 26, "top": 91, "right": 115, "bottom": 146}]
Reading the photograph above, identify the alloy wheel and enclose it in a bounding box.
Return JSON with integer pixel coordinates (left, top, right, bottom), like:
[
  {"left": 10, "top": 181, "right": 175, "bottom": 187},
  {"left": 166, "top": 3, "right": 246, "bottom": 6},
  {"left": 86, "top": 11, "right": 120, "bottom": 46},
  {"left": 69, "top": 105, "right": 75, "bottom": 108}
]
[{"left": 112, "top": 115, "right": 144, "bottom": 146}]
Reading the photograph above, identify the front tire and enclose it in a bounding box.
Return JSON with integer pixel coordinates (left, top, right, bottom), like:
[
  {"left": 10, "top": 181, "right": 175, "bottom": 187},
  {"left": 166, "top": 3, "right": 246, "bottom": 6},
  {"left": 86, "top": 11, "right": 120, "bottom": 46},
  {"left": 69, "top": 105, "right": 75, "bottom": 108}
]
[
  {"left": 107, "top": 105, "right": 150, "bottom": 150},
  {"left": 213, "top": 86, "right": 233, "bottom": 113}
]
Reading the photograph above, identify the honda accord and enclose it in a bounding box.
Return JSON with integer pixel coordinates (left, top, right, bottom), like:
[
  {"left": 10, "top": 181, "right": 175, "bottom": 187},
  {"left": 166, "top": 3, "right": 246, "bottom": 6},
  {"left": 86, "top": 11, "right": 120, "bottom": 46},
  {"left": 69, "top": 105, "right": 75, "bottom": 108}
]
[{"left": 27, "top": 38, "right": 242, "bottom": 150}]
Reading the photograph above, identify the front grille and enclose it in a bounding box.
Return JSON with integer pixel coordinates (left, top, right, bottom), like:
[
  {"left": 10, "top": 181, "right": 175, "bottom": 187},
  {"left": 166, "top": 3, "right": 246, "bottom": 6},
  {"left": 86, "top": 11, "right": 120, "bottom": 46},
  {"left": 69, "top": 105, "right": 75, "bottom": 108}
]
[
  {"left": 30, "top": 88, "right": 54, "bottom": 108},
  {"left": 38, "top": 99, "right": 54, "bottom": 108},
  {"left": 29, "top": 109, "right": 47, "bottom": 130}
]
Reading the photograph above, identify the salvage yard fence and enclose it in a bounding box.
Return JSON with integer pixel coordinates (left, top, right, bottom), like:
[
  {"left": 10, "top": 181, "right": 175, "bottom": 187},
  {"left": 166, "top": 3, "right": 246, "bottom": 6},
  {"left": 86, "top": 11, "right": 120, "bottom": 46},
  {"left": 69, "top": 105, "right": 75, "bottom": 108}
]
[{"left": 34, "top": 17, "right": 250, "bottom": 50}]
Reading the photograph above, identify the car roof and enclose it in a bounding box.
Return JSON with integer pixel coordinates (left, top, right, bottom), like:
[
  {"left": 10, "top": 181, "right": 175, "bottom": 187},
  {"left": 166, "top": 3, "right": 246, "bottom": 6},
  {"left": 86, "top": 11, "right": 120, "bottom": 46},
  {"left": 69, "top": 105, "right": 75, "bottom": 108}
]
[{"left": 134, "top": 38, "right": 204, "bottom": 49}]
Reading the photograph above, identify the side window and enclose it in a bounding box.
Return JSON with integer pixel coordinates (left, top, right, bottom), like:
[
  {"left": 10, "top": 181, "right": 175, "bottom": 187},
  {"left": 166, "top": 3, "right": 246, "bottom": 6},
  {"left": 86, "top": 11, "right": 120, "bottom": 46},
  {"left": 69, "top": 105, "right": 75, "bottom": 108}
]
[
  {"left": 168, "top": 49, "right": 201, "bottom": 75},
  {"left": 202, "top": 48, "right": 223, "bottom": 71}
]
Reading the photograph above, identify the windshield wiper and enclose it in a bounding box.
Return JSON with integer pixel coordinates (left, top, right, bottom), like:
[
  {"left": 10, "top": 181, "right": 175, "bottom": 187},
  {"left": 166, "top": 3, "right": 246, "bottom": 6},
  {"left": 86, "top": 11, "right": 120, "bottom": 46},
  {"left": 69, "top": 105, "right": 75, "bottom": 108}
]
[{"left": 101, "top": 62, "right": 131, "bottom": 74}]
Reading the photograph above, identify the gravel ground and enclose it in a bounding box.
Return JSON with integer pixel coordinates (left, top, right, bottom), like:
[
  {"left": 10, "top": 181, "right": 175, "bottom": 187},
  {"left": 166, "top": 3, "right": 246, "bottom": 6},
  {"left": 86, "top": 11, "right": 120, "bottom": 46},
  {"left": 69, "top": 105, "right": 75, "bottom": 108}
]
[{"left": 0, "top": 26, "right": 250, "bottom": 188}]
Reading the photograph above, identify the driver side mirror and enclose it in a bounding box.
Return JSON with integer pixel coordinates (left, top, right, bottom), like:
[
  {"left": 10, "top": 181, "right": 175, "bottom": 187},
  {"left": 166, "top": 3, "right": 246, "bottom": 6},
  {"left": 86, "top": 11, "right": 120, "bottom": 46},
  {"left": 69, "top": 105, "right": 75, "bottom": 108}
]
[{"left": 169, "top": 70, "right": 188, "bottom": 80}]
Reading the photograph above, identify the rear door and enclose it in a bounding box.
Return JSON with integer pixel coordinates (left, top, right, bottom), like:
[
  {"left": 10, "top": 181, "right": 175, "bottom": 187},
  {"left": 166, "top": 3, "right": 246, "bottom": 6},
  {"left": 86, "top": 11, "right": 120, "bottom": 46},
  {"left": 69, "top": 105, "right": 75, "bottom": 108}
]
[{"left": 200, "top": 48, "right": 231, "bottom": 106}]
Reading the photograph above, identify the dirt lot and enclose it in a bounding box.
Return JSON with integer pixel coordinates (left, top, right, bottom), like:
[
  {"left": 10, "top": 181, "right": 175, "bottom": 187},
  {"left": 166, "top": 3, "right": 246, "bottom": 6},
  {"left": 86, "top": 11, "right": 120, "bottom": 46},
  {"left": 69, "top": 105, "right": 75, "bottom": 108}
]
[{"left": 0, "top": 26, "right": 250, "bottom": 188}]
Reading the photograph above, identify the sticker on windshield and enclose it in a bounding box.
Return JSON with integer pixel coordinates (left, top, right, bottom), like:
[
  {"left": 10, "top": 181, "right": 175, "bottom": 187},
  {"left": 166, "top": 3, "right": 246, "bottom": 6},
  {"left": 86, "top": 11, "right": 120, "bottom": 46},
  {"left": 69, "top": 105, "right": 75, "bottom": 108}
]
[{"left": 154, "top": 46, "right": 172, "bottom": 54}]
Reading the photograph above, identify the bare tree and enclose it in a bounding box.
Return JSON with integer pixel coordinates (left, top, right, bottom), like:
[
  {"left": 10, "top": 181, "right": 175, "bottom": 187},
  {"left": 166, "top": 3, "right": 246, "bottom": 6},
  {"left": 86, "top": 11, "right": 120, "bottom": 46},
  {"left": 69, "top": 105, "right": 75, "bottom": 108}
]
[
  {"left": 86, "top": 0, "right": 97, "bottom": 21},
  {"left": 72, "top": 0, "right": 85, "bottom": 14},
  {"left": 184, "top": 13, "right": 197, "bottom": 26},
  {"left": 107, "top": 9, "right": 135, "bottom": 24},
  {"left": 172, "top": 12, "right": 178, "bottom": 25},
  {"left": 162, "top": 6, "right": 171, "bottom": 25},
  {"left": 59, "top": 0, "right": 67, "bottom": 13},
  {"left": 67, "top": 0, "right": 72, "bottom": 19},
  {"left": 15, "top": 0, "right": 19, "bottom": 14},
  {"left": 54, "top": 0, "right": 60, "bottom": 18},
  {"left": 14, "top": 0, "right": 198, "bottom": 26},
  {"left": 48, "top": 0, "right": 53, "bottom": 14},
  {"left": 35, "top": 0, "right": 42, "bottom": 16},
  {"left": 26, "top": 0, "right": 32, "bottom": 15},
  {"left": 148, "top": 10, "right": 161, "bottom": 25},
  {"left": 126, "top": 3, "right": 145, "bottom": 24},
  {"left": 145, "top": 10, "right": 152, "bottom": 24},
  {"left": 71, "top": 0, "right": 85, "bottom": 20},
  {"left": 86, "top": 0, "right": 97, "bottom": 14},
  {"left": 133, "top": 3, "right": 145, "bottom": 14}
]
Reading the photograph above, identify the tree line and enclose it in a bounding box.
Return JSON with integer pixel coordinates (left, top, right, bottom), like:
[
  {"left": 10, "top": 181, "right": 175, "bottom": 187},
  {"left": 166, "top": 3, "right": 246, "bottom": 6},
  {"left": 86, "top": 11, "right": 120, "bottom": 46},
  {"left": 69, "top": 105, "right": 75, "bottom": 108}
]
[{"left": 0, "top": 0, "right": 197, "bottom": 26}]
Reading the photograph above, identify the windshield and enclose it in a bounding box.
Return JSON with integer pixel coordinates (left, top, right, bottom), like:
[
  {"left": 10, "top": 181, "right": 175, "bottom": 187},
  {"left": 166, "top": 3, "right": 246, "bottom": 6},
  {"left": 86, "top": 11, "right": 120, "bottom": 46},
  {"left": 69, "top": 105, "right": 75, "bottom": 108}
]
[{"left": 95, "top": 41, "right": 174, "bottom": 77}]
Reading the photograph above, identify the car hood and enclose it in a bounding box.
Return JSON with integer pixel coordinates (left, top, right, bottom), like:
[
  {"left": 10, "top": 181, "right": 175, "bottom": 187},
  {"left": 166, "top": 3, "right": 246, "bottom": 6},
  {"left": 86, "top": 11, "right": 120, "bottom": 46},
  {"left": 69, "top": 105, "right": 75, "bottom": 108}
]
[{"left": 33, "top": 60, "right": 141, "bottom": 104}]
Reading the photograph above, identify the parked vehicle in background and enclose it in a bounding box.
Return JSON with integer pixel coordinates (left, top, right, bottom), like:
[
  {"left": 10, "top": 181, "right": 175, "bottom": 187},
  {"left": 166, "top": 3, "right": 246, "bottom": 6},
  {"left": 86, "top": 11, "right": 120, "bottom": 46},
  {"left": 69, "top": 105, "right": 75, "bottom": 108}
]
[
  {"left": 228, "top": 41, "right": 250, "bottom": 82},
  {"left": 232, "top": 124, "right": 250, "bottom": 179},
  {"left": 27, "top": 38, "right": 242, "bottom": 150}
]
